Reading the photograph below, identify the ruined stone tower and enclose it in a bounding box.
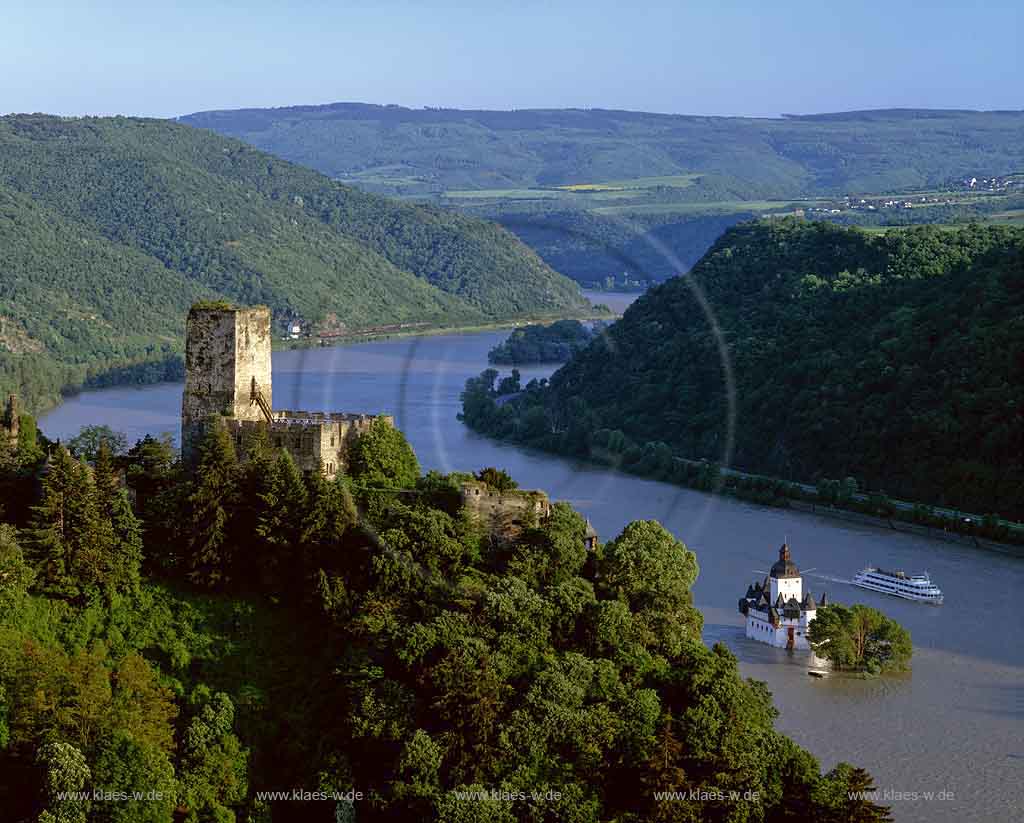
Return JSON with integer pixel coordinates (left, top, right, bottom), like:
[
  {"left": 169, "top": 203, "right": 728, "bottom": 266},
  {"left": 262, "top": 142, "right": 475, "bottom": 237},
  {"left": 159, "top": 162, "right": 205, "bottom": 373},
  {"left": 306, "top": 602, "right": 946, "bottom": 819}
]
[
  {"left": 181, "top": 304, "right": 273, "bottom": 461},
  {"left": 180, "top": 302, "right": 393, "bottom": 475}
]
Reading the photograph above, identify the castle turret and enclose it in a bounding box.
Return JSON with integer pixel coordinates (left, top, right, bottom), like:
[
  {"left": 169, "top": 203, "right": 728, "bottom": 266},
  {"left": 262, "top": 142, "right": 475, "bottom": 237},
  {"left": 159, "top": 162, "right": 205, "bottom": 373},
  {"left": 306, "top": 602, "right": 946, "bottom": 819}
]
[{"left": 181, "top": 304, "right": 273, "bottom": 461}]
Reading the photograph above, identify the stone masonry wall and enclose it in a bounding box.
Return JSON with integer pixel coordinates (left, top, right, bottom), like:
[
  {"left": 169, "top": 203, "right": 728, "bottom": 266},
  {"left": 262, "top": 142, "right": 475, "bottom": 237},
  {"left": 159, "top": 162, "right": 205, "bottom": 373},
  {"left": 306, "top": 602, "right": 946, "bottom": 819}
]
[
  {"left": 460, "top": 480, "right": 552, "bottom": 542},
  {"left": 181, "top": 305, "right": 271, "bottom": 460}
]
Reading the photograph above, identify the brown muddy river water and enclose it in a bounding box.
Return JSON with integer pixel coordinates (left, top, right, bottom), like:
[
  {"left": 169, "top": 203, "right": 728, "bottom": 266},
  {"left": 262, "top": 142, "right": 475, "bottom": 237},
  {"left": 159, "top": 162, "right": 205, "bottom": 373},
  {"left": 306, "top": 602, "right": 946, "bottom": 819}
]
[{"left": 42, "top": 298, "right": 1023, "bottom": 822}]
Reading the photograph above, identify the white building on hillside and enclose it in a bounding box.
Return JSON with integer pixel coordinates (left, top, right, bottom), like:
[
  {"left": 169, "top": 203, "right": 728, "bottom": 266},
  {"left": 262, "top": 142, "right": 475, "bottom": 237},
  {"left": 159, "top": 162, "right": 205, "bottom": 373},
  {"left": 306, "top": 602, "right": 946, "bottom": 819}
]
[{"left": 738, "top": 544, "right": 826, "bottom": 651}]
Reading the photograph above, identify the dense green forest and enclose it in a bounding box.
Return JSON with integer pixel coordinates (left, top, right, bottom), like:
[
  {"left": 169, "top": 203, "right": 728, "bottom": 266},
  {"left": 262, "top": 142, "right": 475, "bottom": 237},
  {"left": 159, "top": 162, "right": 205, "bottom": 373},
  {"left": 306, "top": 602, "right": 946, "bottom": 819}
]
[
  {"left": 0, "top": 115, "right": 589, "bottom": 412},
  {"left": 488, "top": 319, "right": 599, "bottom": 364},
  {"left": 182, "top": 103, "right": 1024, "bottom": 285},
  {"left": 461, "top": 219, "right": 1024, "bottom": 521},
  {"left": 0, "top": 415, "right": 895, "bottom": 822}
]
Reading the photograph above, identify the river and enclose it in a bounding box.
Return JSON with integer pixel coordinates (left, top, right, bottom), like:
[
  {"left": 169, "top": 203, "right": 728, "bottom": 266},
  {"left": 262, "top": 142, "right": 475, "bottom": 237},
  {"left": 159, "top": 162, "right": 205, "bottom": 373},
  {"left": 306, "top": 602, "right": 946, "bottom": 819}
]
[{"left": 39, "top": 292, "right": 1023, "bottom": 822}]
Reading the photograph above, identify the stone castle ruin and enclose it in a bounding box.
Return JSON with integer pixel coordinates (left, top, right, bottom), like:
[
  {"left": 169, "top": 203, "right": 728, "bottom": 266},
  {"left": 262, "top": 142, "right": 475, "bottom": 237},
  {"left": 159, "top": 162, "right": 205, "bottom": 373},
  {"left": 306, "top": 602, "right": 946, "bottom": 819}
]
[
  {"left": 459, "top": 479, "right": 553, "bottom": 542},
  {"left": 181, "top": 304, "right": 392, "bottom": 475}
]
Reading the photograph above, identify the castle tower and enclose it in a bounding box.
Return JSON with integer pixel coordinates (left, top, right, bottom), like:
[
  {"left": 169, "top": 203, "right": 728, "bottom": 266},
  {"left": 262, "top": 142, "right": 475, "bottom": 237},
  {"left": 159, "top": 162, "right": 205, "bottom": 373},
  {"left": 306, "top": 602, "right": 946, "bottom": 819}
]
[
  {"left": 768, "top": 543, "right": 802, "bottom": 603},
  {"left": 181, "top": 304, "right": 273, "bottom": 460}
]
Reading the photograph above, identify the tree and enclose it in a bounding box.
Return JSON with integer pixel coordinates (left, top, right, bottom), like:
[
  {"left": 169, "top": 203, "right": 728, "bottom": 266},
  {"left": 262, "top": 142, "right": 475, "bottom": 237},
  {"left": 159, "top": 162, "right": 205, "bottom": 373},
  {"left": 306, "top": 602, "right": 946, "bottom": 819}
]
[
  {"left": 36, "top": 741, "right": 91, "bottom": 823},
  {"left": 177, "top": 688, "right": 249, "bottom": 823},
  {"left": 348, "top": 418, "right": 420, "bottom": 490},
  {"left": 640, "top": 712, "right": 700, "bottom": 823},
  {"left": 93, "top": 442, "right": 143, "bottom": 594},
  {"left": 0, "top": 524, "right": 34, "bottom": 608},
  {"left": 91, "top": 733, "right": 176, "bottom": 823},
  {"left": 67, "top": 425, "right": 129, "bottom": 463},
  {"left": 815, "top": 763, "right": 894, "bottom": 822},
  {"left": 185, "top": 424, "right": 239, "bottom": 587},
  {"left": 27, "top": 446, "right": 111, "bottom": 597},
  {"left": 807, "top": 604, "right": 912, "bottom": 673},
  {"left": 474, "top": 467, "right": 518, "bottom": 492},
  {"left": 254, "top": 449, "right": 307, "bottom": 583},
  {"left": 598, "top": 520, "right": 702, "bottom": 656}
]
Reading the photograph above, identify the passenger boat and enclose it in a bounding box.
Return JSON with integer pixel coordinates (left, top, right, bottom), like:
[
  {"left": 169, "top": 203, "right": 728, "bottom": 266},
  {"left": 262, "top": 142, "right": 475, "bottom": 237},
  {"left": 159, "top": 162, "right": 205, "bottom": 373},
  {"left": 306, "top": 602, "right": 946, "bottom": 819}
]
[{"left": 851, "top": 567, "right": 943, "bottom": 604}]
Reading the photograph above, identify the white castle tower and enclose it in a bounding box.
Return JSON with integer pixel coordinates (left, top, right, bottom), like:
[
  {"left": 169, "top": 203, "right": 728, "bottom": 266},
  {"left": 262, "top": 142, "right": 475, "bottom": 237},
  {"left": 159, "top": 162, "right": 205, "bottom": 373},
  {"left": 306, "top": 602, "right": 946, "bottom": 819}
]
[{"left": 739, "top": 544, "right": 826, "bottom": 651}]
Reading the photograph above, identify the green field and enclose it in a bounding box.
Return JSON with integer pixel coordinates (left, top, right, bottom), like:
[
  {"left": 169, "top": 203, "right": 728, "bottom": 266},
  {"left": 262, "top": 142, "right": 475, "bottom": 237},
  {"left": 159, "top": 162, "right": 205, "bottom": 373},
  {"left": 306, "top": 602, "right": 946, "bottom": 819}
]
[{"left": 558, "top": 174, "right": 700, "bottom": 191}]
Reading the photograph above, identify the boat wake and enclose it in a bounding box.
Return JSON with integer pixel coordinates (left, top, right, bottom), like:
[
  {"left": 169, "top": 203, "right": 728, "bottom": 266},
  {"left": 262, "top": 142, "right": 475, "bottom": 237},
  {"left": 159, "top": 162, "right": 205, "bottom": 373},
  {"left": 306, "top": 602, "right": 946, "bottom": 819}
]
[{"left": 804, "top": 571, "right": 853, "bottom": 586}]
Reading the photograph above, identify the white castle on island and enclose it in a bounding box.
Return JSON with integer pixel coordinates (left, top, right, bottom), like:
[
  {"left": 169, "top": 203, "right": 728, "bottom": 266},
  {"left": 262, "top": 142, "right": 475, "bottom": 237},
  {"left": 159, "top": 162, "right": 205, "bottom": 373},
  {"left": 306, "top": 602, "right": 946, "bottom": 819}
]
[{"left": 738, "top": 544, "right": 827, "bottom": 651}]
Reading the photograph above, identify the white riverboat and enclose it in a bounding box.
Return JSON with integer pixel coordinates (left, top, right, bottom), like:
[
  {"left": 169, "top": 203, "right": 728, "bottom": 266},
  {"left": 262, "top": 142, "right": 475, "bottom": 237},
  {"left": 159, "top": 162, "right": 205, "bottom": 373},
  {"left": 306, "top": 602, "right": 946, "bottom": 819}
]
[{"left": 852, "top": 567, "right": 943, "bottom": 604}]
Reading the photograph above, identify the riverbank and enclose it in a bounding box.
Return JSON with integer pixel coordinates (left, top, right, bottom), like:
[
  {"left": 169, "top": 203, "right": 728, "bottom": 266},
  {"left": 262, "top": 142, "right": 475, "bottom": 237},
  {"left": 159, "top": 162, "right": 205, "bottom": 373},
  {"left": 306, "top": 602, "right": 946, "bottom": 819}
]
[
  {"left": 459, "top": 370, "right": 1024, "bottom": 553},
  {"left": 30, "top": 298, "right": 618, "bottom": 421}
]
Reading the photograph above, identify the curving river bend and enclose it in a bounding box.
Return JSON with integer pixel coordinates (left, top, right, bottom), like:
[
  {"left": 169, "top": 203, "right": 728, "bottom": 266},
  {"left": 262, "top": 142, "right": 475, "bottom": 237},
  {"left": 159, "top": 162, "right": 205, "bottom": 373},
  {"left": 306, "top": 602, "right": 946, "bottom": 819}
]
[{"left": 40, "top": 294, "right": 1023, "bottom": 823}]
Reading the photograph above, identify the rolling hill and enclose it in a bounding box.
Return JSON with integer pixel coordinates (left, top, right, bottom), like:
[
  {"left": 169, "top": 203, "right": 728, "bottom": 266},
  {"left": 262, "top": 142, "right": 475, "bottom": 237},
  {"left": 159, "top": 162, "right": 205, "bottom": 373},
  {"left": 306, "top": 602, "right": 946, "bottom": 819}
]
[
  {"left": 180, "top": 104, "right": 1024, "bottom": 284},
  {"left": 181, "top": 104, "right": 1024, "bottom": 195},
  {"left": 0, "top": 114, "right": 589, "bottom": 411}
]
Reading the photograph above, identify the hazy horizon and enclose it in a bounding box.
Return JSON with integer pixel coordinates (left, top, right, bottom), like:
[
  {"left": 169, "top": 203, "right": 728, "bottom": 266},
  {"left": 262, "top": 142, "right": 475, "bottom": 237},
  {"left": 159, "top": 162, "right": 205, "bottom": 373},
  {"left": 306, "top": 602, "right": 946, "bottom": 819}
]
[{"left": 3, "top": 1, "right": 1019, "bottom": 120}]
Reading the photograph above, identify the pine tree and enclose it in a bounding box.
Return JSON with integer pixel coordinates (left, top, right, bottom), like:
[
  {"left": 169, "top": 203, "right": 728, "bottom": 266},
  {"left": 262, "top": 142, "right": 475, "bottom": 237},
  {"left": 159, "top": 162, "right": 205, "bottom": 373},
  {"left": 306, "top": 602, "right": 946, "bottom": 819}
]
[
  {"left": 641, "top": 711, "right": 699, "bottom": 823},
  {"left": 186, "top": 424, "right": 239, "bottom": 587},
  {"left": 842, "top": 766, "right": 894, "bottom": 823},
  {"left": 230, "top": 425, "right": 277, "bottom": 586},
  {"left": 68, "top": 454, "right": 116, "bottom": 594},
  {"left": 255, "top": 449, "right": 307, "bottom": 584},
  {"left": 28, "top": 447, "right": 78, "bottom": 596}
]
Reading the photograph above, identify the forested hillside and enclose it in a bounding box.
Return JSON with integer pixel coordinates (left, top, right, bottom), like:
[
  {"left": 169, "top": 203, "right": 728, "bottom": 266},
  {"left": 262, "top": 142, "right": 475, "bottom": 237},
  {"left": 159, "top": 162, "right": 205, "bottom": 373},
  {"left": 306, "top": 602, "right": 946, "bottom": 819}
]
[
  {"left": 462, "top": 219, "right": 1024, "bottom": 520},
  {"left": 0, "top": 115, "right": 588, "bottom": 411},
  {"left": 0, "top": 413, "right": 893, "bottom": 822},
  {"left": 182, "top": 104, "right": 1024, "bottom": 196},
  {"left": 182, "top": 103, "right": 1024, "bottom": 285}
]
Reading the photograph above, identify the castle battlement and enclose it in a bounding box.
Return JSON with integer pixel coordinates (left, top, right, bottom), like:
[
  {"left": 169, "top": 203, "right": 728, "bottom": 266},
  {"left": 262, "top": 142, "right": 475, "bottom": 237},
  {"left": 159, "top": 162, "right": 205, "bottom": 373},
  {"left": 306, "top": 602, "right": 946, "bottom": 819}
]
[{"left": 181, "top": 303, "right": 392, "bottom": 476}]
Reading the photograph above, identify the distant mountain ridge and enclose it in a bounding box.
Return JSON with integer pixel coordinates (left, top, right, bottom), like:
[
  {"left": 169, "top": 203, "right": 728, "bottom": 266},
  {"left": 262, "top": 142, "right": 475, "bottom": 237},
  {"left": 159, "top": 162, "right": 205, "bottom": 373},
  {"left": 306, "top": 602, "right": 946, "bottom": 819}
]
[
  {"left": 181, "top": 103, "right": 1024, "bottom": 287},
  {"left": 181, "top": 103, "right": 1024, "bottom": 195},
  {"left": 0, "top": 114, "right": 588, "bottom": 411}
]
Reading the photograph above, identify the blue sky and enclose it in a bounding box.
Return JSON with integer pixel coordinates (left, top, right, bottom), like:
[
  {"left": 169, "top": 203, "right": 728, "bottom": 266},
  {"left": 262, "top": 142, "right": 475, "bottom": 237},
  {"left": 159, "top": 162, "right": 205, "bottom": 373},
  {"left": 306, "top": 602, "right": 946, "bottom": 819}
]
[{"left": 2, "top": 0, "right": 1020, "bottom": 118}]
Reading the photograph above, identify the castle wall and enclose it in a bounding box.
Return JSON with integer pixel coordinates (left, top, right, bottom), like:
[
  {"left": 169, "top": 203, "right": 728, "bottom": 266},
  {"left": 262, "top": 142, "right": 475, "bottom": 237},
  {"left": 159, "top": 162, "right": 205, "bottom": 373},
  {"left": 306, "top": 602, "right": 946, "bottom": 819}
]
[
  {"left": 460, "top": 480, "right": 552, "bottom": 542},
  {"left": 225, "top": 412, "right": 394, "bottom": 478},
  {"left": 745, "top": 611, "right": 813, "bottom": 650},
  {"left": 770, "top": 575, "right": 802, "bottom": 603}
]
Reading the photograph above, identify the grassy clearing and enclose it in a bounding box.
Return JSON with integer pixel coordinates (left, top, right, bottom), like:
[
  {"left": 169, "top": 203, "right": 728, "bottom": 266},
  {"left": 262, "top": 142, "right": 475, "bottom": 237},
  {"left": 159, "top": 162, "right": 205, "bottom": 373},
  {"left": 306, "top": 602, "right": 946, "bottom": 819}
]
[
  {"left": 592, "top": 199, "right": 809, "bottom": 216},
  {"left": 558, "top": 174, "right": 700, "bottom": 192}
]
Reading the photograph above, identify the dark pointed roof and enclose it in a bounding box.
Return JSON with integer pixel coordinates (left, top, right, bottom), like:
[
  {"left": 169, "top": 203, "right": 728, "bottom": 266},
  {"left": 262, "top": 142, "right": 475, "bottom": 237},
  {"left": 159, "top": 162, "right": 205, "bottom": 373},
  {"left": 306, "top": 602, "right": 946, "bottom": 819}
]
[
  {"left": 819, "top": 591, "right": 828, "bottom": 607},
  {"left": 770, "top": 543, "right": 800, "bottom": 579},
  {"left": 775, "top": 592, "right": 785, "bottom": 607},
  {"left": 803, "top": 592, "right": 817, "bottom": 610}
]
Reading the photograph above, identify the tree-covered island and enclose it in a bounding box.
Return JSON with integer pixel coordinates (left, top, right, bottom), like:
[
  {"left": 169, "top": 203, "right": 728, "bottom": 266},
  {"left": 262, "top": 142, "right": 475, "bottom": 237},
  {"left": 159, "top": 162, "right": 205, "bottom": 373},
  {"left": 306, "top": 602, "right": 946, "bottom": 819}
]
[
  {"left": 808, "top": 604, "right": 913, "bottom": 675},
  {"left": 488, "top": 319, "right": 602, "bottom": 365}
]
